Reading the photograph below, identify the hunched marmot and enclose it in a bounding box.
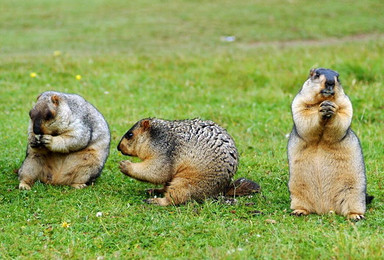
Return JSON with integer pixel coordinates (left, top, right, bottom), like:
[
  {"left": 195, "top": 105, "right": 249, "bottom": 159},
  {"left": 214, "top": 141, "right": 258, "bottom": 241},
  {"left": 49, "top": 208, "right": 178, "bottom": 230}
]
[
  {"left": 18, "top": 91, "right": 111, "bottom": 190},
  {"left": 288, "top": 68, "right": 371, "bottom": 220},
  {"left": 118, "top": 118, "right": 259, "bottom": 206}
]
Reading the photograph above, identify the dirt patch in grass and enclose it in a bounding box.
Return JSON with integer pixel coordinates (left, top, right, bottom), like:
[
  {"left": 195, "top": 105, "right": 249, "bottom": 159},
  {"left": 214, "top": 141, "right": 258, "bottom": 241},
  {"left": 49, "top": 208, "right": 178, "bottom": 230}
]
[{"left": 240, "top": 33, "right": 384, "bottom": 49}]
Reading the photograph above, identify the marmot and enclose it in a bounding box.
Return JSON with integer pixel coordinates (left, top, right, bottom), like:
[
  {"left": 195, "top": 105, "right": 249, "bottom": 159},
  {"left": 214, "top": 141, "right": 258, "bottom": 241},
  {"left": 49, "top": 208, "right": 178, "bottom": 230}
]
[
  {"left": 288, "top": 68, "right": 370, "bottom": 220},
  {"left": 18, "top": 91, "right": 111, "bottom": 190},
  {"left": 118, "top": 118, "right": 260, "bottom": 206}
]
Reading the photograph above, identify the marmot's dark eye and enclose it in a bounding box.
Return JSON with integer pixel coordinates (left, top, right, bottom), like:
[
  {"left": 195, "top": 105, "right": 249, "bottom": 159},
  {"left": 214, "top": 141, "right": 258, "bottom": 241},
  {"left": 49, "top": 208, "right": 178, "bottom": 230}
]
[
  {"left": 125, "top": 132, "right": 134, "bottom": 139},
  {"left": 314, "top": 72, "right": 320, "bottom": 79},
  {"left": 45, "top": 111, "right": 54, "bottom": 120}
]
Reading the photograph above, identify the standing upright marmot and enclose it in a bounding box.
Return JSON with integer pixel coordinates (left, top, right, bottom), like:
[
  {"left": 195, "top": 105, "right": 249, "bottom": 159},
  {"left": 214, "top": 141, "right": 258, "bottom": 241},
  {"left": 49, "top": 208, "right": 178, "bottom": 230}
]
[
  {"left": 118, "top": 118, "right": 260, "bottom": 206},
  {"left": 18, "top": 91, "right": 111, "bottom": 190},
  {"left": 288, "top": 68, "right": 370, "bottom": 220}
]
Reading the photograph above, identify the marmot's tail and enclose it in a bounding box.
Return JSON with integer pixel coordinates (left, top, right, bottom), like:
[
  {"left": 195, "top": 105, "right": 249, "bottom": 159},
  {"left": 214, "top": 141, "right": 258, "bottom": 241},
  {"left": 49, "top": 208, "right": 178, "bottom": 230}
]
[{"left": 224, "top": 178, "right": 261, "bottom": 196}]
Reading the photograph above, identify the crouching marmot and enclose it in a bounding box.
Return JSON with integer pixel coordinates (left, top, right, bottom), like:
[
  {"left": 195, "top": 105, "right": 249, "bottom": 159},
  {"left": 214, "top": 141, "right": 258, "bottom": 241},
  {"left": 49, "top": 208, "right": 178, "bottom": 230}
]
[
  {"left": 118, "top": 118, "right": 260, "bottom": 206},
  {"left": 288, "top": 68, "right": 372, "bottom": 220},
  {"left": 18, "top": 91, "right": 110, "bottom": 190}
]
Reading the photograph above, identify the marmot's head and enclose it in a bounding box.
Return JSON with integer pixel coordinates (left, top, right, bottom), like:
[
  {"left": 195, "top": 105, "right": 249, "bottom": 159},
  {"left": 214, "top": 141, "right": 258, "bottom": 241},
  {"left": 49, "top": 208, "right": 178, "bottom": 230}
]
[
  {"left": 301, "top": 68, "right": 343, "bottom": 101},
  {"left": 117, "top": 119, "right": 152, "bottom": 157},
  {"left": 29, "top": 92, "right": 61, "bottom": 135}
]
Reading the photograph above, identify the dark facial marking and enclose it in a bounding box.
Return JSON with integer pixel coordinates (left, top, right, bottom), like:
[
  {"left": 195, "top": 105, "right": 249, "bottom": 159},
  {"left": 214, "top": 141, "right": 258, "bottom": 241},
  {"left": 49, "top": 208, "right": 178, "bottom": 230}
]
[
  {"left": 313, "top": 68, "right": 340, "bottom": 87},
  {"left": 29, "top": 105, "right": 55, "bottom": 135},
  {"left": 29, "top": 109, "right": 43, "bottom": 135},
  {"left": 33, "top": 118, "right": 43, "bottom": 135}
]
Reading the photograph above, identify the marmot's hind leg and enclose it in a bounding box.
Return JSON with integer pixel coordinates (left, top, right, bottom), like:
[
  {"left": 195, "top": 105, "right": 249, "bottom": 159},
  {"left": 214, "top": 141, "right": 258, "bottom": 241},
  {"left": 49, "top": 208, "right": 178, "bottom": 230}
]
[
  {"left": 69, "top": 164, "right": 102, "bottom": 188},
  {"left": 18, "top": 155, "right": 44, "bottom": 190},
  {"left": 338, "top": 193, "right": 366, "bottom": 221},
  {"left": 290, "top": 193, "right": 313, "bottom": 216},
  {"left": 291, "top": 209, "right": 310, "bottom": 216},
  {"left": 146, "top": 169, "right": 228, "bottom": 206},
  {"left": 146, "top": 177, "right": 193, "bottom": 206},
  {"left": 57, "top": 150, "right": 103, "bottom": 188}
]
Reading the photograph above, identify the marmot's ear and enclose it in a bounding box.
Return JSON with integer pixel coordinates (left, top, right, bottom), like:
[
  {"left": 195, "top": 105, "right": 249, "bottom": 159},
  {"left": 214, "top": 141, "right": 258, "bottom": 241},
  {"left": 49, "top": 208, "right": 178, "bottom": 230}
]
[
  {"left": 309, "top": 68, "right": 316, "bottom": 78},
  {"left": 51, "top": 95, "right": 60, "bottom": 105},
  {"left": 36, "top": 93, "right": 42, "bottom": 101},
  {"left": 140, "top": 119, "right": 151, "bottom": 131}
]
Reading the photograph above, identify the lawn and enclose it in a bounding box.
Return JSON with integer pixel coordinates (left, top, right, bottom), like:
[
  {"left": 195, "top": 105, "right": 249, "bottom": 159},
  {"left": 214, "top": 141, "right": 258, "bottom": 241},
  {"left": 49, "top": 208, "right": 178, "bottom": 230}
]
[{"left": 1, "top": 0, "right": 384, "bottom": 259}]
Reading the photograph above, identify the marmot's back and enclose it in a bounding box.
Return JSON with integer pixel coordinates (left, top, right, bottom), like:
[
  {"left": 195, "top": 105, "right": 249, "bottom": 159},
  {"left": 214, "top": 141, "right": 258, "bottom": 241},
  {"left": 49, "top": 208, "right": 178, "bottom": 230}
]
[
  {"left": 54, "top": 92, "right": 110, "bottom": 148},
  {"left": 152, "top": 118, "right": 238, "bottom": 178}
]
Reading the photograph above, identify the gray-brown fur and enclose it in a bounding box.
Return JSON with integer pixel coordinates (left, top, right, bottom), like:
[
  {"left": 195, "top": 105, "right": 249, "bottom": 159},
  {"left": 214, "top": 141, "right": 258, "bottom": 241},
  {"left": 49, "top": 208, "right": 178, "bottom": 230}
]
[
  {"left": 18, "top": 91, "right": 110, "bottom": 189},
  {"left": 118, "top": 118, "right": 242, "bottom": 206},
  {"left": 288, "top": 68, "right": 367, "bottom": 220}
]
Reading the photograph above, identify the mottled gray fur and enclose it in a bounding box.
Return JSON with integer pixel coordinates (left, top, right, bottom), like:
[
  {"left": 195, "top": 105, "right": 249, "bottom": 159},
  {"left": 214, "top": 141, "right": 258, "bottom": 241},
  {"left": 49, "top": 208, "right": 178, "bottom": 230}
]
[
  {"left": 149, "top": 118, "right": 239, "bottom": 183},
  {"left": 18, "top": 91, "right": 110, "bottom": 189}
]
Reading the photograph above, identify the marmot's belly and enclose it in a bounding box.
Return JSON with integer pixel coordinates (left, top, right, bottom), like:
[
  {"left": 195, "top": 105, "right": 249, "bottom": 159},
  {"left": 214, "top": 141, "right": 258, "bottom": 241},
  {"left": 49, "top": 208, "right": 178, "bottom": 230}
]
[
  {"left": 39, "top": 148, "right": 101, "bottom": 184},
  {"left": 290, "top": 146, "right": 358, "bottom": 213}
]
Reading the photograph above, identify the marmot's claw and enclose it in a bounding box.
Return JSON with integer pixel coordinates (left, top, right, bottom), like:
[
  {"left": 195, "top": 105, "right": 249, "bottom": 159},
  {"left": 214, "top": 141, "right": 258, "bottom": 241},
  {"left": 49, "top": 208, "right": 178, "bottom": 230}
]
[
  {"left": 320, "top": 100, "right": 336, "bottom": 108},
  {"left": 144, "top": 198, "right": 160, "bottom": 205},
  {"left": 19, "top": 182, "right": 31, "bottom": 190},
  {"left": 40, "top": 135, "right": 52, "bottom": 145},
  {"left": 348, "top": 213, "right": 365, "bottom": 221},
  {"left": 71, "top": 183, "right": 87, "bottom": 189},
  {"left": 145, "top": 197, "right": 170, "bottom": 206},
  {"left": 290, "top": 209, "right": 309, "bottom": 216}
]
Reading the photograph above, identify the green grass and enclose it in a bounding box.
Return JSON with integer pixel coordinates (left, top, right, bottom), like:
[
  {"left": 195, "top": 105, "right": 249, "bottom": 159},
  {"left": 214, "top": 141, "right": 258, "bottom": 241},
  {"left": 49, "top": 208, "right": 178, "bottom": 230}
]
[{"left": 1, "top": 0, "right": 384, "bottom": 259}]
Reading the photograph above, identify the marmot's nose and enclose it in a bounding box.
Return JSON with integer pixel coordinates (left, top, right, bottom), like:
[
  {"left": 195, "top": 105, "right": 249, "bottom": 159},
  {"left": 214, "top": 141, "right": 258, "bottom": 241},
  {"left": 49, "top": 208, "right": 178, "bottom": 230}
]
[
  {"left": 325, "top": 81, "right": 335, "bottom": 89},
  {"left": 320, "top": 80, "right": 335, "bottom": 96}
]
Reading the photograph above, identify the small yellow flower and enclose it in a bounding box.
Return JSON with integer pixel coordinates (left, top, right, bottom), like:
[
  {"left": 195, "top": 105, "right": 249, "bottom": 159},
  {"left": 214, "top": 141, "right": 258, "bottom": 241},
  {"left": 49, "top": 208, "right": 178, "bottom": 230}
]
[
  {"left": 61, "top": 221, "right": 71, "bottom": 228},
  {"left": 53, "top": 50, "right": 61, "bottom": 56},
  {"left": 75, "top": 75, "right": 82, "bottom": 80},
  {"left": 30, "top": 72, "right": 37, "bottom": 78}
]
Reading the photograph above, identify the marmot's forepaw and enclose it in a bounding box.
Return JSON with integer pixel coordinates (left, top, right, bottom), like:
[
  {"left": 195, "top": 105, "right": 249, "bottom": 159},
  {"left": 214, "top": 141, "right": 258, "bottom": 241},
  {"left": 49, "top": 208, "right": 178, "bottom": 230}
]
[
  {"left": 145, "top": 197, "right": 170, "bottom": 206},
  {"left": 30, "top": 135, "right": 43, "bottom": 148},
  {"left": 119, "top": 160, "right": 132, "bottom": 175},
  {"left": 71, "top": 183, "right": 87, "bottom": 189},
  {"left": 40, "top": 135, "right": 53, "bottom": 145},
  {"left": 319, "top": 101, "right": 337, "bottom": 119},
  {"left": 347, "top": 213, "right": 365, "bottom": 221},
  {"left": 19, "top": 182, "right": 31, "bottom": 190},
  {"left": 291, "top": 209, "right": 310, "bottom": 216}
]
